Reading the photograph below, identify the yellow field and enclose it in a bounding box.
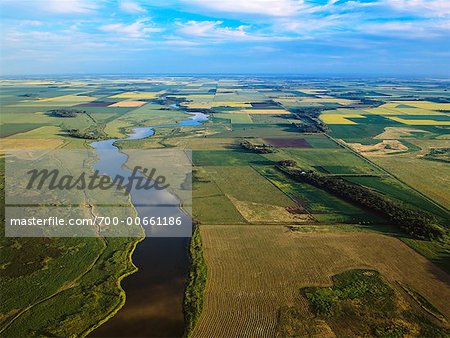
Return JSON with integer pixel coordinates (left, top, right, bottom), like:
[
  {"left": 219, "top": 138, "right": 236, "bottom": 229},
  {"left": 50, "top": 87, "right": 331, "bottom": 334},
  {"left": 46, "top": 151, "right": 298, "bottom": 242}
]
[
  {"left": 193, "top": 226, "right": 450, "bottom": 337},
  {"left": 320, "top": 113, "right": 365, "bottom": 124},
  {"left": 108, "top": 100, "right": 147, "bottom": 107},
  {"left": 109, "top": 91, "right": 163, "bottom": 99},
  {"left": 36, "top": 94, "right": 96, "bottom": 103},
  {"left": 238, "top": 109, "right": 291, "bottom": 115},
  {"left": 392, "top": 101, "right": 450, "bottom": 111},
  {"left": 0, "top": 138, "right": 64, "bottom": 151},
  {"left": 366, "top": 103, "right": 444, "bottom": 116},
  {"left": 387, "top": 117, "right": 450, "bottom": 125},
  {"left": 7, "top": 94, "right": 97, "bottom": 107}
]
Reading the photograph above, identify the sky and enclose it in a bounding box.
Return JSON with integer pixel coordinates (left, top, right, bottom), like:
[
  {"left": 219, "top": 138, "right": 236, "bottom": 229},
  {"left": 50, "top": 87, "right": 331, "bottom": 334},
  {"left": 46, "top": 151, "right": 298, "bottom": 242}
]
[{"left": 0, "top": 0, "right": 449, "bottom": 76}]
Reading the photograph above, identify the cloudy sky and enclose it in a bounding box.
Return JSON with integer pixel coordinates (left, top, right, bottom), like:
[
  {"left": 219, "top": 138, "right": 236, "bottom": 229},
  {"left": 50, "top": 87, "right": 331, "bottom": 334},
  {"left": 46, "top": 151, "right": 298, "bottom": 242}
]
[{"left": 0, "top": 0, "right": 449, "bottom": 76}]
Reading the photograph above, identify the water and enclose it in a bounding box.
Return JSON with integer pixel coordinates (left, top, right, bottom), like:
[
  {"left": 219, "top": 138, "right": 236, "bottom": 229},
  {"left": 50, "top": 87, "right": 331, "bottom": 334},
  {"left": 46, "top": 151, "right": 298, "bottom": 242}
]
[{"left": 89, "top": 111, "right": 208, "bottom": 337}]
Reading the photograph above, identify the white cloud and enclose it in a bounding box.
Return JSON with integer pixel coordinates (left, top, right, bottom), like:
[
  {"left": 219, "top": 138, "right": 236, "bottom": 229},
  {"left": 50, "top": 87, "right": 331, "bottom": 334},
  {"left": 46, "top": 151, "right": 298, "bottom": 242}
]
[
  {"left": 363, "top": 20, "right": 450, "bottom": 38},
  {"left": 384, "top": 0, "right": 450, "bottom": 17},
  {"left": 178, "top": 21, "right": 245, "bottom": 38},
  {"left": 42, "top": 0, "right": 98, "bottom": 14},
  {"left": 119, "top": 0, "right": 147, "bottom": 14},
  {"left": 99, "top": 18, "right": 162, "bottom": 38},
  {"left": 176, "top": 20, "right": 298, "bottom": 43},
  {"left": 180, "top": 0, "right": 306, "bottom": 17}
]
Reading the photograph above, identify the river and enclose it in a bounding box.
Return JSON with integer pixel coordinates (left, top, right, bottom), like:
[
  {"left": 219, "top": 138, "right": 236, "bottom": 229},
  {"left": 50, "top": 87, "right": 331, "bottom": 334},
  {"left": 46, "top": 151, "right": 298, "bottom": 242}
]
[{"left": 89, "top": 111, "right": 208, "bottom": 337}]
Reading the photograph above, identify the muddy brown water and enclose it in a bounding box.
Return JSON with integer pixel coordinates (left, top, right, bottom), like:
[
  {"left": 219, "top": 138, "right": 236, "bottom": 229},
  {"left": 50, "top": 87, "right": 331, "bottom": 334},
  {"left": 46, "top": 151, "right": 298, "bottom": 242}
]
[{"left": 89, "top": 112, "right": 208, "bottom": 337}]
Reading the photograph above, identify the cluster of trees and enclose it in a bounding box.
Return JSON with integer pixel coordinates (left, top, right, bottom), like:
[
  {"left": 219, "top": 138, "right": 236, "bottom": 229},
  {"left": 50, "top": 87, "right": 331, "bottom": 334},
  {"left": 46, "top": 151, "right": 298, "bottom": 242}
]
[
  {"left": 66, "top": 128, "right": 103, "bottom": 140},
  {"left": 292, "top": 107, "right": 329, "bottom": 133},
  {"left": 240, "top": 140, "right": 276, "bottom": 154},
  {"left": 278, "top": 159, "right": 297, "bottom": 167},
  {"left": 279, "top": 166, "right": 444, "bottom": 240},
  {"left": 49, "top": 109, "right": 85, "bottom": 118},
  {"left": 423, "top": 148, "right": 450, "bottom": 163}
]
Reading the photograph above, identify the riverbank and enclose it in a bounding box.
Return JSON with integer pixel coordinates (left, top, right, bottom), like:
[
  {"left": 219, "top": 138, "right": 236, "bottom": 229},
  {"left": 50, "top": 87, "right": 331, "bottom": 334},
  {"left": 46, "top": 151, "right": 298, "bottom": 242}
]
[{"left": 183, "top": 225, "right": 207, "bottom": 337}]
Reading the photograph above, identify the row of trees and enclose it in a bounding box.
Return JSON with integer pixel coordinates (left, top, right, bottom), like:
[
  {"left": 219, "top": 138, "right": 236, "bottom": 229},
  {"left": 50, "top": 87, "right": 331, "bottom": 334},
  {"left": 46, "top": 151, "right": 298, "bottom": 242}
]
[
  {"left": 291, "top": 107, "right": 329, "bottom": 133},
  {"left": 48, "top": 109, "right": 85, "bottom": 118},
  {"left": 278, "top": 166, "right": 444, "bottom": 240},
  {"left": 240, "top": 140, "right": 276, "bottom": 154},
  {"left": 65, "top": 128, "right": 104, "bottom": 140}
]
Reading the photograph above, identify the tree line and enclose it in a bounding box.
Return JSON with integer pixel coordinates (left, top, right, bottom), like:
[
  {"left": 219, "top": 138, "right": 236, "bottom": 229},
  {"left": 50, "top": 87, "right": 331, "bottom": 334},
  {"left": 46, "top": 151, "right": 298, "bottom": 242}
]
[
  {"left": 278, "top": 165, "right": 444, "bottom": 240},
  {"left": 240, "top": 140, "right": 276, "bottom": 154}
]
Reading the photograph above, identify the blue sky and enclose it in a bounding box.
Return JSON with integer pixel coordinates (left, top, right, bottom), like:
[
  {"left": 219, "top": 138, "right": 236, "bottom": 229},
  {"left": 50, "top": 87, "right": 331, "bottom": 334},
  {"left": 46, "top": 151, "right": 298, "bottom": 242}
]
[{"left": 0, "top": 0, "right": 449, "bottom": 76}]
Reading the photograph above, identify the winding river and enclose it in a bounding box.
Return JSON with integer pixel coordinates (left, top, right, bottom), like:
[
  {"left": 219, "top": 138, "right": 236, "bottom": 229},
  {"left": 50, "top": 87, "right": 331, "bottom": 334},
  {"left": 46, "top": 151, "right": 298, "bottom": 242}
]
[{"left": 89, "top": 111, "right": 208, "bottom": 337}]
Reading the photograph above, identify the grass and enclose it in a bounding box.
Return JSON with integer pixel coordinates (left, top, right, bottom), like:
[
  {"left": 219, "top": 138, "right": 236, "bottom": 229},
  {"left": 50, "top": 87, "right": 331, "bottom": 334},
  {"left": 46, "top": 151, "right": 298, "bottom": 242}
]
[
  {"left": 328, "top": 117, "right": 402, "bottom": 142},
  {"left": 279, "top": 148, "right": 383, "bottom": 175},
  {"left": 399, "top": 237, "right": 450, "bottom": 273},
  {"left": 213, "top": 112, "right": 253, "bottom": 124},
  {"left": 206, "top": 166, "right": 294, "bottom": 206},
  {"left": 0, "top": 237, "right": 140, "bottom": 337},
  {"left": 192, "top": 150, "right": 271, "bottom": 166},
  {"left": 372, "top": 146, "right": 450, "bottom": 208},
  {"left": 183, "top": 226, "right": 207, "bottom": 337},
  {"left": 288, "top": 269, "right": 450, "bottom": 337},
  {"left": 0, "top": 123, "right": 44, "bottom": 137},
  {"left": 193, "top": 195, "right": 246, "bottom": 224},
  {"left": 345, "top": 176, "right": 450, "bottom": 219},
  {"left": 255, "top": 166, "right": 382, "bottom": 223},
  {"left": 211, "top": 123, "right": 301, "bottom": 138}
]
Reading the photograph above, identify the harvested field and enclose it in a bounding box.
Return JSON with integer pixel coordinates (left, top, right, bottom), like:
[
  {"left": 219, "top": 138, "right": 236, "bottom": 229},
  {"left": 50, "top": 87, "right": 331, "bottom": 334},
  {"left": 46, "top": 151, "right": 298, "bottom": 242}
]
[
  {"left": 192, "top": 226, "right": 450, "bottom": 337},
  {"left": 227, "top": 196, "right": 311, "bottom": 223},
  {"left": 374, "top": 127, "right": 431, "bottom": 139},
  {"left": 108, "top": 100, "right": 147, "bottom": 107},
  {"left": 184, "top": 138, "right": 236, "bottom": 150},
  {"left": 344, "top": 140, "right": 408, "bottom": 156},
  {"left": 264, "top": 138, "right": 312, "bottom": 148},
  {"left": 36, "top": 94, "right": 96, "bottom": 103},
  {"left": 387, "top": 117, "right": 450, "bottom": 125},
  {"left": 75, "top": 101, "right": 115, "bottom": 107},
  {"left": 0, "top": 138, "right": 64, "bottom": 151}
]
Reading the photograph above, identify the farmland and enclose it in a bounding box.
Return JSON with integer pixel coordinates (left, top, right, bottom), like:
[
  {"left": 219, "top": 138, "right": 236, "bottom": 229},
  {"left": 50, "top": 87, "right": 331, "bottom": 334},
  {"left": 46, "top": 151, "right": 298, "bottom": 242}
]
[
  {"left": 0, "top": 77, "right": 449, "bottom": 337},
  {"left": 193, "top": 226, "right": 450, "bottom": 337}
]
